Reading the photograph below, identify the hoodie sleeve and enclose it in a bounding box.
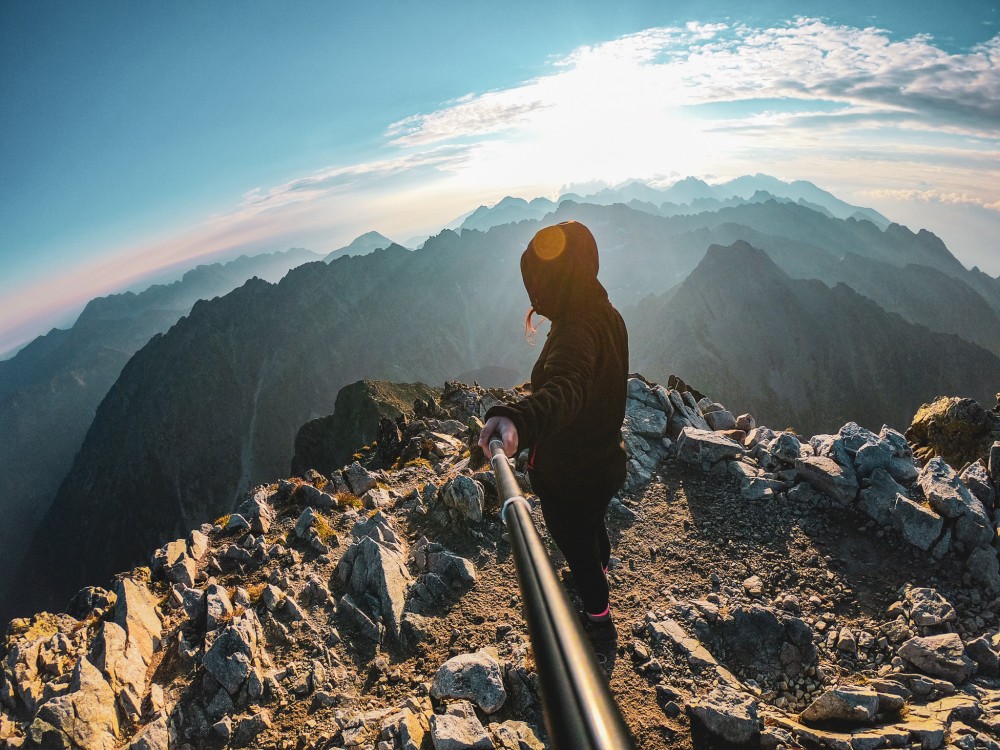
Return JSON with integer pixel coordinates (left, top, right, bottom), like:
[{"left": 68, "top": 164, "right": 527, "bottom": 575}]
[{"left": 484, "top": 317, "right": 597, "bottom": 450}]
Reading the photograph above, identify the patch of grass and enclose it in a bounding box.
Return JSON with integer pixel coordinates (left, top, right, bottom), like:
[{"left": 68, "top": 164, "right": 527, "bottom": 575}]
[
  {"left": 246, "top": 583, "right": 268, "bottom": 604},
  {"left": 214, "top": 514, "right": 231, "bottom": 528},
  {"left": 402, "top": 457, "right": 433, "bottom": 471},
  {"left": 313, "top": 514, "right": 339, "bottom": 544},
  {"left": 334, "top": 492, "right": 362, "bottom": 510}
]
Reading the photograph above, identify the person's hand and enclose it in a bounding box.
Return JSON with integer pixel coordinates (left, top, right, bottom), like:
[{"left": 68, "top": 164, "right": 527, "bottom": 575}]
[{"left": 478, "top": 416, "right": 519, "bottom": 457}]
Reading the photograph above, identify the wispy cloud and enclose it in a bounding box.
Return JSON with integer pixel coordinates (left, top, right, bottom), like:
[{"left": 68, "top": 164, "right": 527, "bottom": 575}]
[{"left": 861, "top": 188, "right": 1000, "bottom": 212}]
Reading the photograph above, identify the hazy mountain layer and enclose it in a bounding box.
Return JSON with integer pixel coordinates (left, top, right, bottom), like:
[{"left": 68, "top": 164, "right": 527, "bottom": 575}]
[
  {"left": 632, "top": 242, "right": 1000, "bottom": 434},
  {"left": 0, "top": 248, "right": 319, "bottom": 610},
  {"left": 7, "top": 205, "right": 1000, "bottom": 620}
]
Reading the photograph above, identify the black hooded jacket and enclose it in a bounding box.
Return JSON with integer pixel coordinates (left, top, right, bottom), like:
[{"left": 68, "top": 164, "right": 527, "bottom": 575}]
[{"left": 485, "top": 221, "right": 629, "bottom": 495}]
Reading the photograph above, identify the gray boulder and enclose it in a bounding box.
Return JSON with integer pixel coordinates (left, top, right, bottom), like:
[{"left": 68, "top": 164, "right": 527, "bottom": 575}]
[
  {"left": 960, "top": 461, "right": 995, "bottom": 508},
  {"left": 770, "top": 433, "right": 801, "bottom": 463},
  {"left": 898, "top": 633, "right": 973, "bottom": 684},
  {"left": 676, "top": 427, "right": 743, "bottom": 467},
  {"left": 440, "top": 476, "right": 486, "bottom": 524},
  {"left": 430, "top": 700, "right": 494, "bottom": 750},
  {"left": 335, "top": 517, "right": 413, "bottom": 641},
  {"left": 29, "top": 657, "right": 119, "bottom": 750},
  {"left": 127, "top": 712, "right": 169, "bottom": 750},
  {"left": 202, "top": 610, "right": 270, "bottom": 700},
  {"left": 345, "top": 461, "right": 378, "bottom": 496},
  {"left": 799, "top": 686, "right": 879, "bottom": 725},
  {"left": 892, "top": 498, "right": 945, "bottom": 551},
  {"left": 918, "top": 458, "right": 993, "bottom": 547},
  {"left": 858, "top": 468, "right": 907, "bottom": 527},
  {"left": 205, "top": 583, "right": 235, "bottom": 631},
  {"left": 905, "top": 588, "right": 956, "bottom": 627},
  {"left": 431, "top": 651, "right": 507, "bottom": 713},
  {"left": 688, "top": 687, "right": 759, "bottom": 744},
  {"left": 794, "top": 456, "right": 859, "bottom": 506},
  {"left": 625, "top": 397, "right": 668, "bottom": 438},
  {"left": 704, "top": 409, "right": 737, "bottom": 432}
]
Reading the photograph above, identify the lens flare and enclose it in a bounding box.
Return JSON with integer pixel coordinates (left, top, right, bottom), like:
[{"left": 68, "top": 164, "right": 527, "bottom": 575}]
[{"left": 532, "top": 224, "right": 567, "bottom": 260}]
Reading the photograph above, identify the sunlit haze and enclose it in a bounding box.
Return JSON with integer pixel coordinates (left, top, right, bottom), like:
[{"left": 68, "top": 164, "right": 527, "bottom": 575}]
[{"left": 2, "top": 1, "right": 998, "bottom": 355}]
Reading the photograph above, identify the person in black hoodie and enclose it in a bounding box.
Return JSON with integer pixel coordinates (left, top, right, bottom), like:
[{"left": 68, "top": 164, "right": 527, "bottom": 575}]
[{"left": 478, "top": 220, "right": 628, "bottom": 638}]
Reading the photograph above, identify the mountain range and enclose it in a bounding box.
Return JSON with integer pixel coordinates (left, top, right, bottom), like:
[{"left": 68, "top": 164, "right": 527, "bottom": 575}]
[
  {"left": 2, "top": 175, "right": 998, "bottom": 623},
  {"left": 0, "top": 248, "right": 319, "bottom": 609}
]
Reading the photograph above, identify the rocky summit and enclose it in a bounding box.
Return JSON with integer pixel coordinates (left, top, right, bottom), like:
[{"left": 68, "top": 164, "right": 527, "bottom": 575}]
[{"left": 3, "top": 377, "right": 1000, "bottom": 750}]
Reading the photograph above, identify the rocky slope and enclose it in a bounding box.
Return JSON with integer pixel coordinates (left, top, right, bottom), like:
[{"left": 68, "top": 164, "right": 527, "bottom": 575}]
[
  {"left": 0, "top": 248, "right": 319, "bottom": 615},
  {"left": 2, "top": 378, "right": 1000, "bottom": 750},
  {"left": 10, "top": 218, "right": 1000, "bottom": 621}
]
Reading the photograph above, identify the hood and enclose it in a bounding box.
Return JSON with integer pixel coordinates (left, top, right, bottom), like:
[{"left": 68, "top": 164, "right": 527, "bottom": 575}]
[{"left": 520, "top": 221, "right": 608, "bottom": 319}]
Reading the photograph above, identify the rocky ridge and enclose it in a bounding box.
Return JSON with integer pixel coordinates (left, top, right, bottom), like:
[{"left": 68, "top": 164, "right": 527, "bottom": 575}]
[{"left": 2, "top": 378, "right": 1000, "bottom": 750}]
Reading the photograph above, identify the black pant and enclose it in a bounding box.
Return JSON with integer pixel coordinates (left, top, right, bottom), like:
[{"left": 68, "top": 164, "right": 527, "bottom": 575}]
[{"left": 529, "top": 469, "right": 620, "bottom": 615}]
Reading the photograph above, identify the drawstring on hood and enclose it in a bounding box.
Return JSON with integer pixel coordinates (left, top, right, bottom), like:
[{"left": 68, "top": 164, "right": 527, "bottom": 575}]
[{"left": 521, "top": 221, "right": 608, "bottom": 319}]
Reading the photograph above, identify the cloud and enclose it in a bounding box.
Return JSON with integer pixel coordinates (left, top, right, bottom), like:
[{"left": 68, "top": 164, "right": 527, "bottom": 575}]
[
  {"left": 861, "top": 188, "right": 1000, "bottom": 212},
  {"left": 393, "top": 18, "right": 1000, "bottom": 145}
]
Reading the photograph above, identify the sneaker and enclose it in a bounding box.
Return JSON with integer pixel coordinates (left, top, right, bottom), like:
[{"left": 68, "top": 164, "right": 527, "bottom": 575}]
[{"left": 581, "top": 614, "right": 618, "bottom": 676}]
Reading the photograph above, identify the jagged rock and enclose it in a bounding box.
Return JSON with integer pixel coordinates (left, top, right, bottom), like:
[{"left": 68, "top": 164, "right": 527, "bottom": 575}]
[
  {"left": 296, "top": 482, "right": 337, "bottom": 510},
  {"left": 440, "top": 475, "right": 486, "bottom": 524},
  {"left": 906, "top": 396, "right": 1000, "bottom": 468},
  {"left": 202, "top": 610, "right": 269, "bottom": 699},
  {"left": 919, "top": 458, "right": 994, "bottom": 547},
  {"left": 1, "top": 612, "right": 84, "bottom": 718},
  {"left": 736, "top": 414, "right": 756, "bottom": 432},
  {"left": 810, "top": 434, "right": 854, "bottom": 471},
  {"left": 905, "top": 588, "right": 956, "bottom": 627},
  {"left": 967, "top": 546, "right": 1000, "bottom": 593},
  {"left": 127, "top": 712, "right": 169, "bottom": 750},
  {"left": 625, "top": 397, "right": 668, "bottom": 438},
  {"left": 989, "top": 440, "right": 1000, "bottom": 488},
  {"left": 338, "top": 593, "right": 384, "bottom": 642},
  {"left": 431, "top": 651, "right": 507, "bottom": 714},
  {"left": 29, "top": 657, "right": 119, "bottom": 750},
  {"left": 233, "top": 708, "right": 272, "bottom": 748},
  {"left": 489, "top": 720, "right": 544, "bottom": 750},
  {"left": 960, "top": 461, "right": 996, "bottom": 508},
  {"left": 892, "top": 497, "right": 945, "bottom": 551},
  {"left": 688, "top": 686, "right": 759, "bottom": 744},
  {"left": 90, "top": 621, "right": 147, "bottom": 722},
  {"left": 363, "top": 487, "right": 391, "bottom": 509},
  {"left": 66, "top": 587, "right": 116, "bottom": 620},
  {"left": 898, "top": 633, "right": 973, "bottom": 684},
  {"left": 966, "top": 635, "right": 1000, "bottom": 675},
  {"left": 665, "top": 389, "right": 711, "bottom": 438},
  {"left": 427, "top": 550, "right": 477, "bottom": 588},
  {"left": 676, "top": 427, "right": 743, "bottom": 467},
  {"left": 225, "top": 513, "right": 250, "bottom": 532},
  {"left": 770, "top": 433, "right": 802, "bottom": 463},
  {"left": 334, "top": 515, "right": 413, "bottom": 641},
  {"left": 858, "top": 468, "right": 908, "bottom": 527},
  {"left": 205, "top": 583, "right": 234, "bottom": 631},
  {"left": 345, "top": 461, "right": 379, "bottom": 496},
  {"left": 292, "top": 380, "right": 440, "bottom": 475},
  {"left": 799, "top": 686, "right": 879, "bottom": 725},
  {"left": 704, "top": 409, "right": 737, "bottom": 432},
  {"left": 113, "top": 578, "right": 162, "bottom": 666},
  {"left": 351, "top": 510, "right": 405, "bottom": 553},
  {"left": 429, "top": 700, "right": 494, "bottom": 750},
  {"left": 239, "top": 486, "right": 276, "bottom": 533},
  {"left": 794, "top": 456, "right": 858, "bottom": 506}
]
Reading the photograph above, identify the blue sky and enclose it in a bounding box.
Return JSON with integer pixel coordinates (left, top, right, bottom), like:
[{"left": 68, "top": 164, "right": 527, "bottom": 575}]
[{"left": 1, "top": 0, "right": 999, "bottom": 353}]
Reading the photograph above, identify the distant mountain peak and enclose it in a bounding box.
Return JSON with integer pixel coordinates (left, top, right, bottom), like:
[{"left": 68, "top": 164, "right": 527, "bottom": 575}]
[{"left": 324, "top": 231, "right": 398, "bottom": 262}]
